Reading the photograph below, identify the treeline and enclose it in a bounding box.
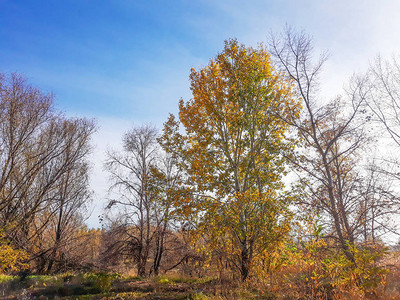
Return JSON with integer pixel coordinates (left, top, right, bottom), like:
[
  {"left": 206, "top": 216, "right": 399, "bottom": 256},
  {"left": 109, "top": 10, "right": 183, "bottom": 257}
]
[
  {"left": 0, "top": 73, "right": 96, "bottom": 273},
  {"left": 2, "top": 29, "right": 400, "bottom": 298}
]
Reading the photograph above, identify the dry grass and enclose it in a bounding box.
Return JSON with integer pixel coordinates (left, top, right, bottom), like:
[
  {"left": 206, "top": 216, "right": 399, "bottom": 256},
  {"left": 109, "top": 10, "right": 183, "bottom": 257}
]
[{"left": 2, "top": 251, "right": 400, "bottom": 299}]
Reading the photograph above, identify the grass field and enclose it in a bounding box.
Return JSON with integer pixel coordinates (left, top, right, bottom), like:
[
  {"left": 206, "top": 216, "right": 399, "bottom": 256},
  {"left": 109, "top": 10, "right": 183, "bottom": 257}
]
[
  {"left": 2, "top": 254, "right": 400, "bottom": 300},
  {"left": 0, "top": 273, "right": 269, "bottom": 300}
]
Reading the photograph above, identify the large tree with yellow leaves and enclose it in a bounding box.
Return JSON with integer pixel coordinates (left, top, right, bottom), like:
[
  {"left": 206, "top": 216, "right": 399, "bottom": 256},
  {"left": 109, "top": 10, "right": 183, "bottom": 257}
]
[{"left": 160, "top": 39, "right": 301, "bottom": 281}]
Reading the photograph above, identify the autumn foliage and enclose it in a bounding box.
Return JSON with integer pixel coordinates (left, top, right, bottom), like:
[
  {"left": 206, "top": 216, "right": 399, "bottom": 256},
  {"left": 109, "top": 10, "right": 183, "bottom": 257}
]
[
  {"left": 158, "top": 39, "right": 302, "bottom": 281},
  {"left": 2, "top": 34, "right": 400, "bottom": 299}
]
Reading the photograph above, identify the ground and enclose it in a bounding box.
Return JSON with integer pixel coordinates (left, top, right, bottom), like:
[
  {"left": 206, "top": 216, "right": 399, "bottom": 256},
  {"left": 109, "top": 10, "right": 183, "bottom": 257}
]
[{"left": 0, "top": 273, "right": 272, "bottom": 300}]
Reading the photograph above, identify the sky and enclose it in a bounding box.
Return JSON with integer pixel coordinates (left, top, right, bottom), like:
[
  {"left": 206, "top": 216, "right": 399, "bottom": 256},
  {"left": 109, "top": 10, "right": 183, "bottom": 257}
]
[{"left": 1, "top": 0, "right": 400, "bottom": 227}]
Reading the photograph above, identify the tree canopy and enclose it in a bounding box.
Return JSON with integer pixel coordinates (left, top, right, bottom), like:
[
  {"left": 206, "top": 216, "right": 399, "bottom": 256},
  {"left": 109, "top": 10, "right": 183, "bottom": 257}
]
[{"left": 160, "top": 39, "right": 301, "bottom": 280}]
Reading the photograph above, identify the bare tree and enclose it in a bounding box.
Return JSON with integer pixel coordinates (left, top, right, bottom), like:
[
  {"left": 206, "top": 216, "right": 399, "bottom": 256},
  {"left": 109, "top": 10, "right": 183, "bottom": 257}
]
[
  {"left": 360, "top": 55, "right": 400, "bottom": 238},
  {"left": 0, "top": 73, "right": 96, "bottom": 272},
  {"left": 105, "top": 125, "right": 190, "bottom": 276},
  {"left": 367, "top": 55, "right": 400, "bottom": 148},
  {"left": 44, "top": 119, "right": 95, "bottom": 272},
  {"left": 355, "top": 161, "right": 400, "bottom": 242},
  {"left": 105, "top": 125, "right": 160, "bottom": 276},
  {"left": 268, "top": 28, "right": 376, "bottom": 264}
]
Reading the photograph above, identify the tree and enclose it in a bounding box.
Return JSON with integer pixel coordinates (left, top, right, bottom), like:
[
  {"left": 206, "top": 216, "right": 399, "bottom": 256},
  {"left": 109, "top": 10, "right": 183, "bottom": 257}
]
[
  {"left": 43, "top": 119, "right": 94, "bottom": 272},
  {"left": 147, "top": 153, "right": 186, "bottom": 275},
  {"left": 105, "top": 125, "right": 158, "bottom": 276},
  {"left": 0, "top": 73, "right": 96, "bottom": 272},
  {"left": 367, "top": 55, "right": 400, "bottom": 149},
  {"left": 268, "top": 28, "right": 385, "bottom": 265},
  {"left": 358, "top": 55, "right": 400, "bottom": 239},
  {"left": 160, "top": 39, "right": 301, "bottom": 281}
]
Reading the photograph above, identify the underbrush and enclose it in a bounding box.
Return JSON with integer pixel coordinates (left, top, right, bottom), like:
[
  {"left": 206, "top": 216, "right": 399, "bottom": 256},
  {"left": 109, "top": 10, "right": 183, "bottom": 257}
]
[
  {"left": 155, "top": 274, "right": 214, "bottom": 285},
  {"left": 0, "top": 272, "right": 123, "bottom": 299},
  {"left": 0, "top": 274, "right": 16, "bottom": 284},
  {"left": 242, "top": 242, "right": 393, "bottom": 299},
  {"left": 0, "top": 272, "right": 221, "bottom": 299},
  {"left": 0, "top": 258, "right": 399, "bottom": 300}
]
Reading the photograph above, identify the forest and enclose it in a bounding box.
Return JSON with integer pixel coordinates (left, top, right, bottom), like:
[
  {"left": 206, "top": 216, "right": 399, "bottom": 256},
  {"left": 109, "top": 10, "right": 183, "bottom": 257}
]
[{"left": 1, "top": 30, "right": 400, "bottom": 299}]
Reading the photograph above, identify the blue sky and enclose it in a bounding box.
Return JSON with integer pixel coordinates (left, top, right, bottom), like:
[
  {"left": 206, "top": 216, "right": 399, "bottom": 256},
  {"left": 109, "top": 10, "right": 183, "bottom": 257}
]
[
  {"left": 1, "top": 0, "right": 400, "bottom": 227},
  {"left": 3, "top": 0, "right": 400, "bottom": 121},
  {"left": 1, "top": 1, "right": 212, "bottom": 120}
]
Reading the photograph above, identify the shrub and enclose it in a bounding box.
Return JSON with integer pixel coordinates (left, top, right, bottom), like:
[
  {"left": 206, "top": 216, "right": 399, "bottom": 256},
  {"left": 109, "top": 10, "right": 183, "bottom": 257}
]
[
  {"left": 0, "top": 231, "right": 29, "bottom": 274},
  {"left": 83, "top": 272, "right": 120, "bottom": 292}
]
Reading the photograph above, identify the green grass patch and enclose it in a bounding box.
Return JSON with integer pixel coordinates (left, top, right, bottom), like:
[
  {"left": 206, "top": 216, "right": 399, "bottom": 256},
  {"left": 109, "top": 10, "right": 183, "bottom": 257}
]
[
  {"left": 0, "top": 274, "right": 17, "bottom": 283},
  {"left": 0, "top": 273, "right": 221, "bottom": 299},
  {"left": 0, "top": 272, "right": 125, "bottom": 298},
  {"left": 155, "top": 275, "right": 214, "bottom": 285},
  {"left": 189, "top": 292, "right": 212, "bottom": 300},
  {"left": 123, "top": 275, "right": 142, "bottom": 281}
]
